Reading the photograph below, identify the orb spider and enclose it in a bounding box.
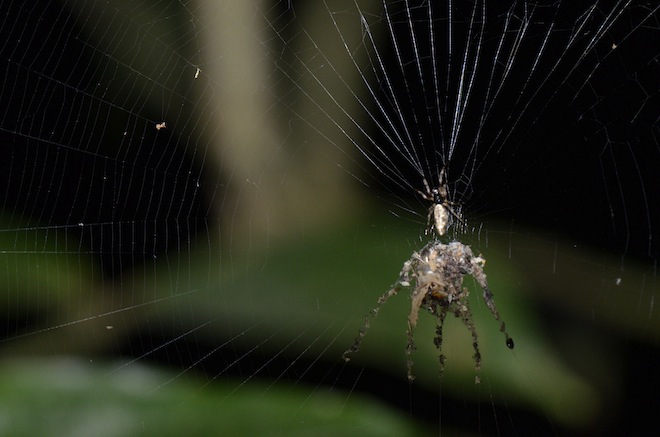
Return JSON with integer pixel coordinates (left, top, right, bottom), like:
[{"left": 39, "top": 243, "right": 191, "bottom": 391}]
[
  {"left": 417, "top": 169, "right": 464, "bottom": 236},
  {"left": 342, "top": 169, "right": 513, "bottom": 383}
]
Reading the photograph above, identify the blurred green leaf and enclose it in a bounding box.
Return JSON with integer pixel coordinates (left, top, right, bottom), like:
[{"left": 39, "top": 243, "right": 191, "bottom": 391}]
[{"left": 0, "top": 358, "right": 430, "bottom": 437}]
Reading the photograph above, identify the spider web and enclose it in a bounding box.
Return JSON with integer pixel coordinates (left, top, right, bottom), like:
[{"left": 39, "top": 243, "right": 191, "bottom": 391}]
[{"left": 0, "top": 0, "right": 658, "bottom": 435}]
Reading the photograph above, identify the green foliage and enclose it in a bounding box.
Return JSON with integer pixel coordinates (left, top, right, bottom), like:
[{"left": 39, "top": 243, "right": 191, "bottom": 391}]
[{"left": 0, "top": 358, "right": 429, "bottom": 437}]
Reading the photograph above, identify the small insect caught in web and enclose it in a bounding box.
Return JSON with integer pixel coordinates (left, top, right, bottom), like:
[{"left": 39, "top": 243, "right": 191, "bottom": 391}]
[{"left": 343, "top": 172, "right": 513, "bottom": 384}]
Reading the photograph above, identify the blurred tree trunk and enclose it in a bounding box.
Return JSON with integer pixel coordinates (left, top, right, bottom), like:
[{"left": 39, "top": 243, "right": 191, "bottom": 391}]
[{"left": 199, "top": 0, "right": 381, "bottom": 246}]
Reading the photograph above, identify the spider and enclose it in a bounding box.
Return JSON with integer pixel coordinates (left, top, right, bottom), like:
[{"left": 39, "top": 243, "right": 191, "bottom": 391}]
[
  {"left": 342, "top": 240, "right": 514, "bottom": 383},
  {"left": 417, "top": 169, "right": 464, "bottom": 236}
]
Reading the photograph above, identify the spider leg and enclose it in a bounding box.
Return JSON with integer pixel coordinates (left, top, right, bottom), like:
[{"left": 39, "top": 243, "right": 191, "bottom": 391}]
[
  {"left": 341, "top": 284, "right": 401, "bottom": 362},
  {"left": 425, "top": 208, "right": 434, "bottom": 235},
  {"left": 422, "top": 177, "right": 432, "bottom": 195},
  {"left": 405, "top": 323, "right": 416, "bottom": 382},
  {"left": 438, "top": 168, "right": 447, "bottom": 185},
  {"left": 343, "top": 258, "right": 415, "bottom": 362},
  {"left": 453, "top": 287, "right": 482, "bottom": 383},
  {"left": 416, "top": 189, "right": 429, "bottom": 201},
  {"left": 433, "top": 303, "right": 449, "bottom": 377},
  {"left": 468, "top": 258, "right": 515, "bottom": 350},
  {"left": 408, "top": 283, "right": 429, "bottom": 329},
  {"left": 416, "top": 186, "right": 437, "bottom": 236},
  {"left": 404, "top": 286, "right": 428, "bottom": 381},
  {"left": 482, "top": 286, "right": 514, "bottom": 349}
]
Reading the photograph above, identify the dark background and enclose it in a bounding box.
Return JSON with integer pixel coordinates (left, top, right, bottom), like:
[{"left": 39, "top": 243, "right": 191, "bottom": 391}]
[{"left": 0, "top": 1, "right": 658, "bottom": 435}]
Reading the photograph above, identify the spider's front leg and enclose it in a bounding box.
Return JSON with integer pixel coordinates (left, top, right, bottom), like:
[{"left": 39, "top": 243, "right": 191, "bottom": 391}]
[
  {"left": 342, "top": 260, "right": 416, "bottom": 362},
  {"left": 405, "top": 281, "right": 436, "bottom": 381},
  {"left": 341, "top": 286, "right": 398, "bottom": 362}
]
